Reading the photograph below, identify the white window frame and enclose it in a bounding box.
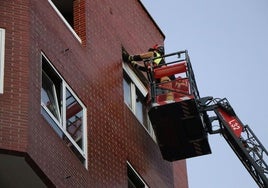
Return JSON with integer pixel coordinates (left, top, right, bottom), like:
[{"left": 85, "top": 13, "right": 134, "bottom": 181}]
[
  {"left": 127, "top": 161, "right": 149, "bottom": 188},
  {"left": 41, "top": 53, "right": 88, "bottom": 168},
  {"left": 0, "top": 28, "right": 5, "bottom": 94},
  {"left": 48, "top": 0, "right": 82, "bottom": 43},
  {"left": 123, "top": 63, "right": 147, "bottom": 97},
  {"left": 123, "top": 63, "right": 156, "bottom": 140}
]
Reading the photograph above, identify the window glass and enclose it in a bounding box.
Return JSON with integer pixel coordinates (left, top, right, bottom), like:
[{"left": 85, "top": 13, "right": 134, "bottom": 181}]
[
  {"left": 41, "top": 70, "right": 61, "bottom": 122},
  {"left": 66, "top": 88, "right": 84, "bottom": 149},
  {"left": 135, "top": 98, "right": 143, "bottom": 123},
  {"left": 123, "top": 76, "right": 131, "bottom": 108},
  {"left": 135, "top": 89, "right": 145, "bottom": 125}
]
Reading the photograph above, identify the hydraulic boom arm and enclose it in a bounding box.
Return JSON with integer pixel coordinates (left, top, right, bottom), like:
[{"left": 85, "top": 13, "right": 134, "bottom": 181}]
[{"left": 201, "top": 97, "right": 268, "bottom": 188}]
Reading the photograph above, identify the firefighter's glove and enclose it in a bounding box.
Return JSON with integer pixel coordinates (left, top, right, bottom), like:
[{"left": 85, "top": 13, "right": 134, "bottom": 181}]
[
  {"left": 131, "top": 61, "right": 139, "bottom": 68},
  {"left": 131, "top": 61, "right": 137, "bottom": 66},
  {"left": 125, "top": 55, "right": 136, "bottom": 62},
  {"left": 122, "top": 50, "right": 142, "bottom": 63}
]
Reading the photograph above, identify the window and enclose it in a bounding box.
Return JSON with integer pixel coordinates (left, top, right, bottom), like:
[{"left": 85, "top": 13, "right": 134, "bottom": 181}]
[
  {"left": 123, "top": 71, "right": 148, "bottom": 126},
  {"left": 127, "top": 162, "right": 148, "bottom": 188},
  {"left": 0, "top": 28, "right": 5, "bottom": 94},
  {"left": 41, "top": 53, "right": 87, "bottom": 167},
  {"left": 48, "top": 0, "right": 85, "bottom": 44},
  {"left": 123, "top": 63, "right": 156, "bottom": 140}
]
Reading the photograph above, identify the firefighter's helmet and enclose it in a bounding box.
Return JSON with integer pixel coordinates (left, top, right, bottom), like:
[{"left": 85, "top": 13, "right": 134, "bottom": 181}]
[{"left": 149, "top": 44, "right": 165, "bottom": 55}]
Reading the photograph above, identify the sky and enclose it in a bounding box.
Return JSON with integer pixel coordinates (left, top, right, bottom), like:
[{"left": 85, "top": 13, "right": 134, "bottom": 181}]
[{"left": 140, "top": 0, "right": 268, "bottom": 187}]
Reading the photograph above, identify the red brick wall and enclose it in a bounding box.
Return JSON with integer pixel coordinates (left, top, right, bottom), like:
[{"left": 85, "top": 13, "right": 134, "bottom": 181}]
[
  {"left": 173, "top": 161, "right": 189, "bottom": 188},
  {"left": 0, "top": 0, "right": 188, "bottom": 187},
  {"left": 0, "top": 0, "right": 30, "bottom": 152},
  {"left": 74, "top": 0, "right": 86, "bottom": 45}
]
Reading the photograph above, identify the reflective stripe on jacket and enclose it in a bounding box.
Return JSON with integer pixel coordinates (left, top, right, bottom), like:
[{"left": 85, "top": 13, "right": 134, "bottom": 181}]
[{"left": 153, "top": 52, "right": 164, "bottom": 66}]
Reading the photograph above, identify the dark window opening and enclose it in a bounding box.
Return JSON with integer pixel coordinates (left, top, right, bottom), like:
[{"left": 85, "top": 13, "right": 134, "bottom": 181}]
[
  {"left": 51, "top": 0, "right": 74, "bottom": 27},
  {"left": 50, "top": 0, "right": 86, "bottom": 44},
  {"left": 127, "top": 165, "right": 145, "bottom": 188}
]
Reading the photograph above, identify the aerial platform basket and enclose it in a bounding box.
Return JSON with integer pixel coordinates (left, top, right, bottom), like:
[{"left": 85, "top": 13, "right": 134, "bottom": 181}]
[
  {"left": 148, "top": 97, "right": 211, "bottom": 161},
  {"left": 147, "top": 51, "right": 211, "bottom": 161}
]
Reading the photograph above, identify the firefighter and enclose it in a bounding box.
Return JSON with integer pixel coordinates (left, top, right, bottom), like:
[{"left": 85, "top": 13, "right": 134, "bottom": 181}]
[
  {"left": 122, "top": 44, "right": 165, "bottom": 73},
  {"left": 122, "top": 44, "right": 174, "bottom": 100}
]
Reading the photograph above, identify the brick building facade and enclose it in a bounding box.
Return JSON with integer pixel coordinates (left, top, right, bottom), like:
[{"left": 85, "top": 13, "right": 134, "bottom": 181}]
[{"left": 0, "top": 0, "right": 188, "bottom": 187}]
